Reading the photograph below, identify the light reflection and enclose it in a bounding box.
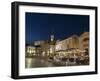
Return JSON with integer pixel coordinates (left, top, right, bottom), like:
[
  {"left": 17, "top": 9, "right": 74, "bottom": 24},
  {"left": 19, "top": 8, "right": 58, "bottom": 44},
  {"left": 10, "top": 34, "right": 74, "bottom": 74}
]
[{"left": 26, "top": 58, "right": 32, "bottom": 68}]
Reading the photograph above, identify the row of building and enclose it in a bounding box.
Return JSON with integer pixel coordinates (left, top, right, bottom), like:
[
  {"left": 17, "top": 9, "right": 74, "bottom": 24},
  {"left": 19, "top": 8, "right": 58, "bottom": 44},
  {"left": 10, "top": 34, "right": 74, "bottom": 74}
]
[{"left": 26, "top": 32, "right": 89, "bottom": 57}]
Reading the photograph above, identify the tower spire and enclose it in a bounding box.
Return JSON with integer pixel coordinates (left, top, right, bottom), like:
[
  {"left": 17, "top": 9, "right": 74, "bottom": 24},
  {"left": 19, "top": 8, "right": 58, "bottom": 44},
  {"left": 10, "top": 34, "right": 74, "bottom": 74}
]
[{"left": 50, "top": 27, "right": 54, "bottom": 41}]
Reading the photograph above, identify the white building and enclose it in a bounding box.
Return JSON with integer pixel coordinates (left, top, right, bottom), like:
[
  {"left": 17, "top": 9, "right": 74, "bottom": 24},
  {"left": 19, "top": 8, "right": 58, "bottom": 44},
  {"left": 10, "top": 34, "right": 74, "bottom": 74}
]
[
  {"left": 26, "top": 46, "right": 36, "bottom": 56},
  {"left": 34, "top": 40, "right": 44, "bottom": 46}
]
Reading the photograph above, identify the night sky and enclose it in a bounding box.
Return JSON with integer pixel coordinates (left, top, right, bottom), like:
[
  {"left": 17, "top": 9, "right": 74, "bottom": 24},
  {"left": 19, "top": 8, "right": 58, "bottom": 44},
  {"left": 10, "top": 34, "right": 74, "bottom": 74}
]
[{"left": 25, "top": 12, "right": 89, "bottom": 43}]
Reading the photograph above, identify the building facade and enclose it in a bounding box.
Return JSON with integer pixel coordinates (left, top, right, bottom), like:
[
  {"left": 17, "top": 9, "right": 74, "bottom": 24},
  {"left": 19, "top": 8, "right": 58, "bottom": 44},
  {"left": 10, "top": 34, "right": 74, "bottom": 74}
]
[
  {"left": 55, "top": 32, "right": 89, "bottom": 57},
  {"left": 26, "top": 46, "right": 36, "bottom": 56},
  {"left": 26, "top": 32, "right": 89, "bottom": 58},
  {"left": 55, "top": 35, "right": 80, "bottom": 51},
  {"left": 79, "top": 32, "right": 89, "bottom": 55}
]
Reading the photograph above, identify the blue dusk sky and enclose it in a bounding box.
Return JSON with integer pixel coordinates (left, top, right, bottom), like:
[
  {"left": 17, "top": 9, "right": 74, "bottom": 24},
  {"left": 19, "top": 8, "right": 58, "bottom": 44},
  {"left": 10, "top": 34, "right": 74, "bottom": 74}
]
[{"left": 25, "top": 12, "right": 89, "bottom": 43}]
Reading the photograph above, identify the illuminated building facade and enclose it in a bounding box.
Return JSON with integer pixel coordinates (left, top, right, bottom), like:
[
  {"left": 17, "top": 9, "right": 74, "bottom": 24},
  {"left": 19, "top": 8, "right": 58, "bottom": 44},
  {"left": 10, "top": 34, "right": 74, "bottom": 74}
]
[
  {"left": 80, "top": 32, "right": 89, "bottom": 50},
  {"left": 79, "top": 32, "right": 89, "bottom": 55},
  {"left": 41, "top": 40, "right": 50, "bottom": 56},
  {"left": 26, "top": 46, "right": 36, "bottom": 56},
  {"left": 55, "top": 35, "right": 80, "bottom": 51},
  {"left": 26, "top": 32, "right": 89, "bottom": 57},
  {"left": 55, "top": 32, "right": 89, "bottom": 57}
]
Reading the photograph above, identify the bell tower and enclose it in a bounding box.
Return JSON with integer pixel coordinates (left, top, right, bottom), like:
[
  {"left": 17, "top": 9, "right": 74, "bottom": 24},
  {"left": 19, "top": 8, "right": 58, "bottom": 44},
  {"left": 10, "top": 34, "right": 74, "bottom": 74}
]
[
  {"left": 50, "top": 28, "right": 54, "bottom": 41},
  {"left": 51, "top": 34, "right": 54, "bottom": 41},
  {"left": 49, "top": 28, "right": 55, "bottom": 54}
]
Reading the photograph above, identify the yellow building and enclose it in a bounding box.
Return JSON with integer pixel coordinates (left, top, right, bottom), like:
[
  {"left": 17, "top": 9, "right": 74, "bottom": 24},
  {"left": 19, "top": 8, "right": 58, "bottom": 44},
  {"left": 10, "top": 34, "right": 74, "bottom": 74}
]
[
  {"left": 80, "top": 32, "right": 89, "bottom": 50},
  {"left": 55, "top": 35, "right": 80, "bottom": 51},
  {"left": 55, "top": 35, "right": 80, "bottom": 57},
  {"left": 67, "top": 35, "right": 80, "bottom": 49},
  {"left": 79, "top": 32, "right": 89, "bottom": 56},
  {"left": 41, "top": 40, "right": 50, "bottom": 56}
]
